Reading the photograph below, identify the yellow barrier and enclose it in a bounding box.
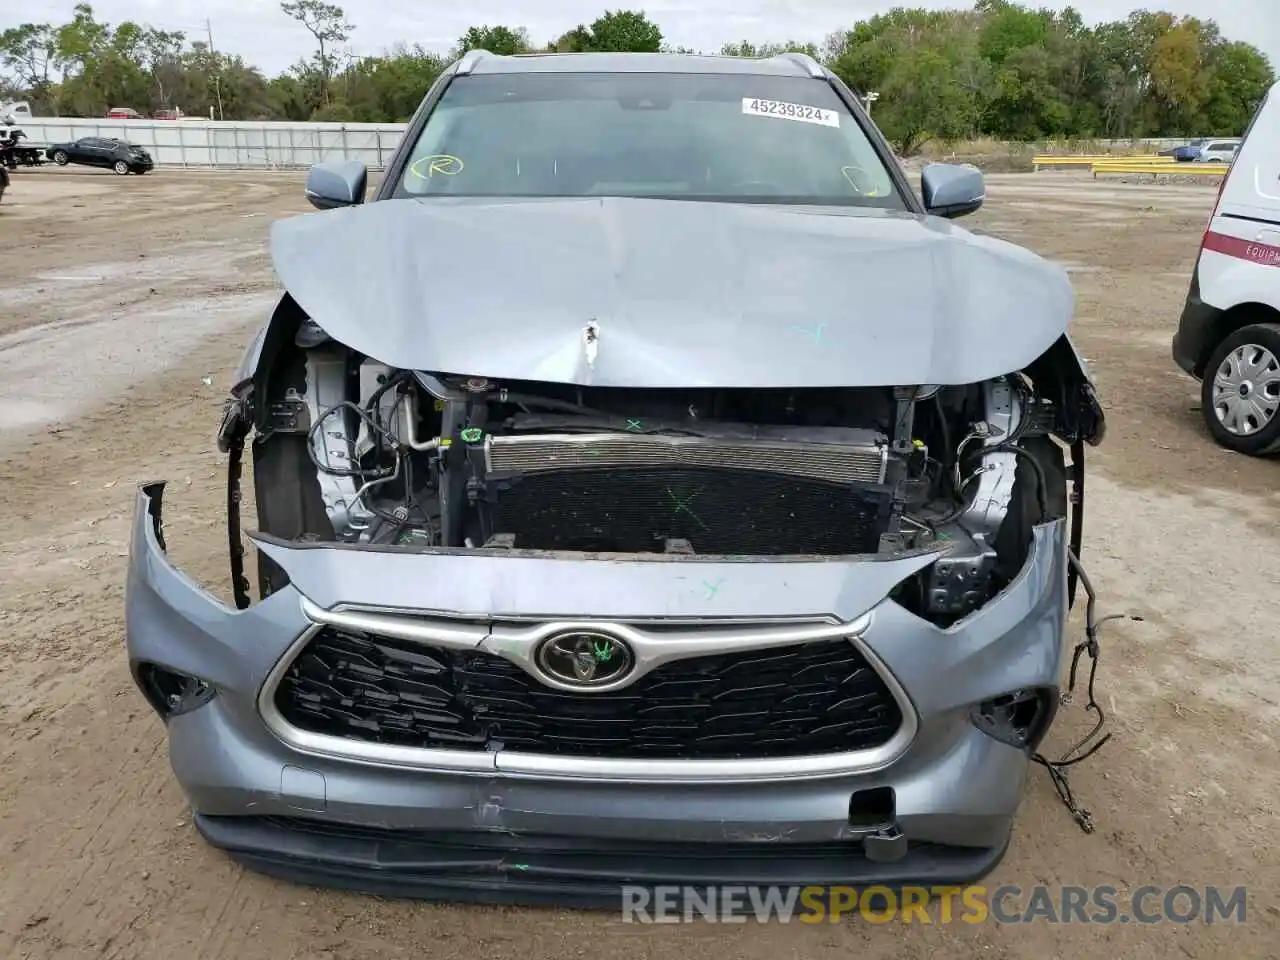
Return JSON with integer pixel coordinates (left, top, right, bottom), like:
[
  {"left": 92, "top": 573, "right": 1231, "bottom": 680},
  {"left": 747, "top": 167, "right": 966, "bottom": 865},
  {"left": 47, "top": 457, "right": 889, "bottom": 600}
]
[
  {"left": 1032, "top": 154, "right": 1170, "bottom": 170},
  {"left": 1090, "top": 161, "right": 1229, "bottom": 178}
]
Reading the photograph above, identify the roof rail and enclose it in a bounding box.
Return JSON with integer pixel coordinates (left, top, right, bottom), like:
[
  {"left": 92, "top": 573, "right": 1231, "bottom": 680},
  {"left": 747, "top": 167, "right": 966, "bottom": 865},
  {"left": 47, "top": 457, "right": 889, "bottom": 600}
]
[
  {"left": 455, "top": 49, "right": 489, "bottom": 75},
  {"left": 778, "top": 52, "right": 825, "bottom": 78}
]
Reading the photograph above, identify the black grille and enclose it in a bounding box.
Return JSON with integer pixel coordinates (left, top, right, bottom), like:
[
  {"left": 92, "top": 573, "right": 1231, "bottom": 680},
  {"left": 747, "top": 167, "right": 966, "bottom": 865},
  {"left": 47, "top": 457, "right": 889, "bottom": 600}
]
[
  {"left": 480, "top": 466, "right": 893, "bottom": 555},
  {"left": 275, "top": 626, "right": 904, "bottom": 760}
]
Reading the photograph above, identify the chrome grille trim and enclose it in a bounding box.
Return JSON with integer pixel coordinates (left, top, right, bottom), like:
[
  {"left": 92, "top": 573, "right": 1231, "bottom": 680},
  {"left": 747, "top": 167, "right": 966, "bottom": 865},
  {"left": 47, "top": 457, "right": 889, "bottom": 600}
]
[
  {"left": 484, "top": 432, "right": 888, "bottom": 485},
  {"left": 256, "top": 598, "right": 917, "bottom": 784}
]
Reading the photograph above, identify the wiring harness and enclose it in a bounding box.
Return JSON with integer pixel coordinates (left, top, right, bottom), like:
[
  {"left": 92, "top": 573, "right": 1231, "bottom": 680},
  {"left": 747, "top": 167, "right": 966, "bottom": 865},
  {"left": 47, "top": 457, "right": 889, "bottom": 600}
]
[{"left": 1033, "top": 548, "right": 1123, "bottom": 833}]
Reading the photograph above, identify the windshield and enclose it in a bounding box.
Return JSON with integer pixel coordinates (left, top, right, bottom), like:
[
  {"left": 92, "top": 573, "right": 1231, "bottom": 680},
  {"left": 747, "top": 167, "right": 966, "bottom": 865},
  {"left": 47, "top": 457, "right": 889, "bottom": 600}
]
[{"left": 394, "top": 71, "right": 904, "bottom": 208}]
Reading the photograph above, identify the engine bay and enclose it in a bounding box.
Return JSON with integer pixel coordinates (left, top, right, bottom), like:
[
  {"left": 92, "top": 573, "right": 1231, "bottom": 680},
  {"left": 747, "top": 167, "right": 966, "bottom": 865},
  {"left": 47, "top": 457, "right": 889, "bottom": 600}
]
[{"left": 227, "top": 320, "right": 1091, "bottom": 627}]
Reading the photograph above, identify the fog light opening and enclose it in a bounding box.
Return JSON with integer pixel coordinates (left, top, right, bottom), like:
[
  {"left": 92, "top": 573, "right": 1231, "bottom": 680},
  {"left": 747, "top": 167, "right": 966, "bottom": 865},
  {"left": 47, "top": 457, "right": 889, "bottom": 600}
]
[
  {"left": 135, "top": 662, "right": 215, "bottom": 721},
  {"left": 971, "top": 687, "right": 1058, "bottom": 750},
  {"left": 848, "top": 785, "right": 896, "bottom": 830}
]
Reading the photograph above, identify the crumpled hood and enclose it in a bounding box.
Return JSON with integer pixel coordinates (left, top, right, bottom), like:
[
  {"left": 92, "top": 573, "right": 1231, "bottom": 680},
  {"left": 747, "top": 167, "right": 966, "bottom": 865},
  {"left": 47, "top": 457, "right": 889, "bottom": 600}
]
[{"left": 269, "top": 195, "right": 1074, "bottom": 388}]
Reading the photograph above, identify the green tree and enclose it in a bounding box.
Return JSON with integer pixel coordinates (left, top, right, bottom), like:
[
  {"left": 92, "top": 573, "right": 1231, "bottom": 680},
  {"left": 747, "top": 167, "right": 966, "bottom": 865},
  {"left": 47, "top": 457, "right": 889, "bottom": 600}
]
[
  {"left": 0, "top": 23, "right": 58, "bottom": 113},
  {"left": 338, "top": 44, "right": 446, "bottom": 121},
  {"left": 140, "top": 28, "right": 185, "bottom": 109},
  {"left": 881, "top": 47, "right": 979, "bottom": 154},
  {"left": 827, "top": 9, "right": 984, "bottom": 148},
  {"left": 566, "top": 10, "right": 663, "bottom": 53},
  {"left": 1148, "top": 18, "right": 1213, "bottom": 132},
  {"left": 455, "top": 25, "right": 531, "bottom": 57},
  {"left": 280, "top": 0, "right": 352, "bottom": 106},
  {"left": 976, "top": 0, "right": 1050, "bottom": 65},
  {"left": 546, "top": 27, "right": 593, "bottom": 53},
  {"left": 51, "top": 4, "right": 153, "bottom": 116},
  {"left": 1202, "top": 41, "right": 1275, "bottom": 135},
  {"left": 720, "top": 40, "right": 819, "bottom": 59}
]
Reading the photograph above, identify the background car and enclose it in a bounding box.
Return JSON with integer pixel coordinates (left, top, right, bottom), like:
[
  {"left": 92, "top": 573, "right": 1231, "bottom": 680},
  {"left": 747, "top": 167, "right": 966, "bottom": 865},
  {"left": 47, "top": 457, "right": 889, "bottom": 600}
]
[
  {"left": 1158, "top": 138, "right": 1206, "bottom": 162},
  {"left": 1196, "top": 138, "right": 1240, "bottom": 163},
  {"left": 106, "top": 106, "right": 142, "bottom": 120},
  {"left": 45, "top": 137, "right": 154, "bottom": 175}
]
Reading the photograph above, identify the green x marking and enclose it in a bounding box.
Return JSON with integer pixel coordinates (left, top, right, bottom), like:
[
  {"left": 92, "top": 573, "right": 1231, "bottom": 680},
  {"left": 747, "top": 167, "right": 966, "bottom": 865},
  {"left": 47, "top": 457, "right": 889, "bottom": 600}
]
[
  {"left": 666, "top": 487, "right": 708, "bottom": 530},
  {"left": 625, "top": 418, "right": 643, "bottom": 431}
]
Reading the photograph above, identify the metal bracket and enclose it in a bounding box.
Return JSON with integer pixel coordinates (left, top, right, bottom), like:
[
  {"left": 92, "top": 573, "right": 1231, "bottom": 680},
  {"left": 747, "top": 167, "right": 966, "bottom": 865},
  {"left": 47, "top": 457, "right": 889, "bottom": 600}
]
[
  {"left": 862, "top": 825, "right": 908, "bottom": 863},
  {"left": 925, "top": 532, "right": 997, "bottom": 615},
  {"left": 266, "top": 398, "right": 309, "bottom": 434},
  {"left": 304, "top": 352, "right": 374, "bottom": 540},
  {"left": 966, "top": 380, "right": 1022, "bottom": 534}
]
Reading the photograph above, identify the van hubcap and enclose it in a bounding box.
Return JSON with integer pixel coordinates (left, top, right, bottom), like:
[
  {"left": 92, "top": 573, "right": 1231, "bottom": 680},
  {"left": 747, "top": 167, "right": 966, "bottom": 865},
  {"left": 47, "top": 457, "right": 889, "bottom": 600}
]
[{"left": 1213, "top": 344, "right": 1280, "bottom": 436}]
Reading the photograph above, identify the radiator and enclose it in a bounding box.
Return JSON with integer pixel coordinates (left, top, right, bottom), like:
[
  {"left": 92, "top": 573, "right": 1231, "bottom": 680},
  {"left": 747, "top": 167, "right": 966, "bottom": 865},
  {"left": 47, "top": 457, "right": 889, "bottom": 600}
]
[{"left": 484, "top": 431, "right": 888, "bottom": 486}]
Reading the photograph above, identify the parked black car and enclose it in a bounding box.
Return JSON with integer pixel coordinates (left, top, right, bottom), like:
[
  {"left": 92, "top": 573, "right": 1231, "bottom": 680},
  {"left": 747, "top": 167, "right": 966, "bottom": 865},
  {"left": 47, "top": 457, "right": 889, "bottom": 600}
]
[{"left": 46, "top": 137, "right": 154, "bottom": 174}]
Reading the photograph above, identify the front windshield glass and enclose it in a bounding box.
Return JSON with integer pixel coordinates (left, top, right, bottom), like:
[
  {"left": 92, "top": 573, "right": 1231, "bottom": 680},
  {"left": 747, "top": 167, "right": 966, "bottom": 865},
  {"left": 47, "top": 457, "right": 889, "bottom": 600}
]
[{"left": 395, "top": 71, "right": 904, "bottom": 208}]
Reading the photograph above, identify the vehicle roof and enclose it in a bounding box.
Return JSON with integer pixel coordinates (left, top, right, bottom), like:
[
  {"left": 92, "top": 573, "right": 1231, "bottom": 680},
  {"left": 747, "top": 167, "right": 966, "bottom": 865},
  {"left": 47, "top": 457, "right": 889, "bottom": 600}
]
[{"left": 463, "top": 50, "right": 826, "bottom": 78}]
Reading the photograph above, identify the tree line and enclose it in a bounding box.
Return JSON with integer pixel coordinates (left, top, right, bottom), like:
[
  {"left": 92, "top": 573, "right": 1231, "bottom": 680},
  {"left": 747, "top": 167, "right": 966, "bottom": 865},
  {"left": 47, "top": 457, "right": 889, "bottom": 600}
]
[{"left": 1, "top": 1, "right": 1273, "bottom": 154}]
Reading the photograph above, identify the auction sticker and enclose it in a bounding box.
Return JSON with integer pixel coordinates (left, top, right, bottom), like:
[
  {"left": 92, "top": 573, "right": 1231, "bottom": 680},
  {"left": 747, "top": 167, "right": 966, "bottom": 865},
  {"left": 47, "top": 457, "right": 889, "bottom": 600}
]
[{"left": 742, "top": 97, "right": 840, "bottom": 127}]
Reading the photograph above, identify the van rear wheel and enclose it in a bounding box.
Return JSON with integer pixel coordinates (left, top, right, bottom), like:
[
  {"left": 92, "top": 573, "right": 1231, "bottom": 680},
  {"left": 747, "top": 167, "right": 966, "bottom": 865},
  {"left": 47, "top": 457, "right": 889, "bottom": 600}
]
[{"left": 1201, "top": 322, "right": 1280, "bottom": 456}]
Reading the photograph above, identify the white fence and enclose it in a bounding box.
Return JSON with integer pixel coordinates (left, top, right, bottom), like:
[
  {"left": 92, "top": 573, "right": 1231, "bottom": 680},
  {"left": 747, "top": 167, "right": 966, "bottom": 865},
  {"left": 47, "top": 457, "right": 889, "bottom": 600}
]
[{"left": 11, "top": 117, "right": 409, "bottom": 170}]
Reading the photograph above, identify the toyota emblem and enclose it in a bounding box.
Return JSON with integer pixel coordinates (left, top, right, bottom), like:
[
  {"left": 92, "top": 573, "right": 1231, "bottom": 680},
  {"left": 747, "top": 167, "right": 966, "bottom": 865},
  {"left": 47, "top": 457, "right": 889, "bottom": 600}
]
[{"left": 535, "top": 631, "right": 635, "bottom": 689}]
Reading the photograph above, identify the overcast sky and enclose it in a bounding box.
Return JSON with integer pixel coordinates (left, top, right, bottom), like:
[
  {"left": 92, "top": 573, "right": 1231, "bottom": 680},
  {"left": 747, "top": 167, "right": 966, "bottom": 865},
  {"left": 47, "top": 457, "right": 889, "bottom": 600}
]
[{"left": 13, "top": 0, "right": 1276, "bottom": 77}]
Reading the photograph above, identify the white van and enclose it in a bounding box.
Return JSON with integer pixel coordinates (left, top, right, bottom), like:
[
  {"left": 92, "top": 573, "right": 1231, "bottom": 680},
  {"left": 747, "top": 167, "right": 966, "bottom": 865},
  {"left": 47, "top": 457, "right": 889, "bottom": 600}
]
[{"left": 1172, "top": 81, "right": 1280, "bottom": 455}]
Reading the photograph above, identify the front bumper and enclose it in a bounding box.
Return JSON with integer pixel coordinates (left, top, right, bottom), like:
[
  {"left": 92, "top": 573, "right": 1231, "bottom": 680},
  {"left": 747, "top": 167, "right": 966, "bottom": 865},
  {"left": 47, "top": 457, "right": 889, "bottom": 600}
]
[
  {"left": 1172, "top": 269, "right": 1222, "bottom": 378},
  {"left": 126, "top": 483, "right": 1069, "bottom": 905}
]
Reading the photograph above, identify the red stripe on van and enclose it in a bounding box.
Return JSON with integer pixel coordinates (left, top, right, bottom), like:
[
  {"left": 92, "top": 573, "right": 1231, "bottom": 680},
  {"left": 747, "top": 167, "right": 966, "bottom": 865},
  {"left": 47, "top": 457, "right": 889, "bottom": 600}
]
[{"left": 1201, "top": 231, "right": 1280, "bottom": 267}]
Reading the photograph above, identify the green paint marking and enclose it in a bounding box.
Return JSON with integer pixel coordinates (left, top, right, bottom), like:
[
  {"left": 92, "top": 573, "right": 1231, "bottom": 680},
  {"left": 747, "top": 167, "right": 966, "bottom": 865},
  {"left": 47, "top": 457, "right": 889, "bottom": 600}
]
[
  {"left": 789, "top": 322, "right": 827, "bottom": 345},
  {"left": 625, "top": 418, "right": 643, "bottom": 431},
  {"left": 591, "top": 640, "right": 614, "bottom": 662},
  {"left": 460, "top": 427, "right": 483, "bottom": 443},
  {"left": 703, "top": 578, "right": 725, "bottom": 599},
  {"left": 666, "top": 487, "right": 708, "bottom": 530}
]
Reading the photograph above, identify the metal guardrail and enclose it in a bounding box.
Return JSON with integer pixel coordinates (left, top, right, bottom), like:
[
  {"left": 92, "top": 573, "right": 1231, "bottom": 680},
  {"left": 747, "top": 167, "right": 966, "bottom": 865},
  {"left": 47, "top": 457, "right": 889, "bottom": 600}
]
[
  {"left": 1031, "top": 154, "right": 1173, "bottom": 170},
  {"left": 1090, "top": 160, "right": 1230, "bottom": 178},
  {"left": 1030, "top": 154, "right": 1230, "bottom": 178}
]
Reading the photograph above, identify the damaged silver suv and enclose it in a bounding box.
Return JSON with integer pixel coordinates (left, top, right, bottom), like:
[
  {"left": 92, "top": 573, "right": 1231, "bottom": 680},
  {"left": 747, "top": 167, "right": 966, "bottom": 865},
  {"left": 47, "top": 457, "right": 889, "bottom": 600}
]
[{"left": 125, "top": 50, "right": 1106, "bottom": 904}]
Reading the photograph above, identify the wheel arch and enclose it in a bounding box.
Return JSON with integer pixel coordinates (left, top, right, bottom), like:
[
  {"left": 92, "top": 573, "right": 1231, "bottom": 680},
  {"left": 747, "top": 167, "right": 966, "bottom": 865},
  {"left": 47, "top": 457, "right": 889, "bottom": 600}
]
[{"left": 1196, "top": 301, "right": 1280, "bottom": 376}]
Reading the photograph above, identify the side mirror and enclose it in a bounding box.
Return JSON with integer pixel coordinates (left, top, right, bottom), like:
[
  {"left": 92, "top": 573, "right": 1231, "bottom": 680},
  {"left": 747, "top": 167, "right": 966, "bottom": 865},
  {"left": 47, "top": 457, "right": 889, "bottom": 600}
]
[
  {"left": 921, "top": 163, "right": 985, "bottom": 219},
  {"left": 305, "top": 160, "right": 368, "bottom": 211}
]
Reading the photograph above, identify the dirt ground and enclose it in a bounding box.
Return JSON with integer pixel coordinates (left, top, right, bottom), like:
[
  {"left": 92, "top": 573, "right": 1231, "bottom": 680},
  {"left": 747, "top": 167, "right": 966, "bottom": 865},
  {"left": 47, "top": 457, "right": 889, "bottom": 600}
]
[{"left": 0, "top": 166, "right": 1276, "bottom": 959}]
